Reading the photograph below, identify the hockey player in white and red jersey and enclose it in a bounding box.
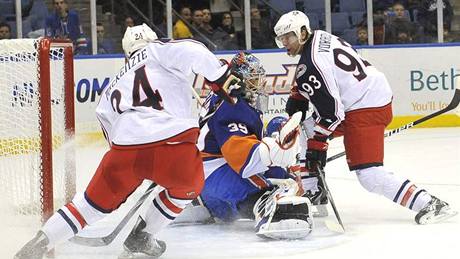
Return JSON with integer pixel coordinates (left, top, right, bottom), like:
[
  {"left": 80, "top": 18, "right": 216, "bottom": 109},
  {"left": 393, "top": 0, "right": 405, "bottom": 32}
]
[
  {"left": 15, "top": 24, "right": 243, "bottom": 259},
  {"left": 274, "top": 10, "right": 457, "bottom": 224}
]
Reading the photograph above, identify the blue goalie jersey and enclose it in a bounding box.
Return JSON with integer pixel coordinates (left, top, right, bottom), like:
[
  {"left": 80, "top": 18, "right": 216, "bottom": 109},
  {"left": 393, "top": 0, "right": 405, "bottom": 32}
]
[{"left": 197, "top": 94, "right": 290, "bottom": 221}]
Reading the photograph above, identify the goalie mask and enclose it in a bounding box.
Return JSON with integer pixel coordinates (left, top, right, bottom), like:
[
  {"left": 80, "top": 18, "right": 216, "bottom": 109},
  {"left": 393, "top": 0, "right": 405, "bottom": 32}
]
[{"left": 230, "top": 52, "right": 268, "bottom": 111}]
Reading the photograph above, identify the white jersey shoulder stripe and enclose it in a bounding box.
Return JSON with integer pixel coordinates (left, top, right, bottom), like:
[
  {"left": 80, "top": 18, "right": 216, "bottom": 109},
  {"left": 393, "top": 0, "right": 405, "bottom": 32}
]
[{"left": 310, "top": 31, "right": 341, "bottom": 131}]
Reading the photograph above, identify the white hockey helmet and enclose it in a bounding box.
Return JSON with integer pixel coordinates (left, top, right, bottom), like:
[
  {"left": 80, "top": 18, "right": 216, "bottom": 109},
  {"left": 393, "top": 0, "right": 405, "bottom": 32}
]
[
  {"left": 274, "top": 10, "right": 311, "bottom": 48},
  {"left": 122, "top": 23, "right": 158, "bottom": 57}
]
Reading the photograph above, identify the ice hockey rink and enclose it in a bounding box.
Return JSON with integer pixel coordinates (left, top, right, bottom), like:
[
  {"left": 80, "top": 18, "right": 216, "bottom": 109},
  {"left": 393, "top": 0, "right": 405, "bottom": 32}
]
[{"left": 2, "top": 127, "right": 459, "bottom": 259}]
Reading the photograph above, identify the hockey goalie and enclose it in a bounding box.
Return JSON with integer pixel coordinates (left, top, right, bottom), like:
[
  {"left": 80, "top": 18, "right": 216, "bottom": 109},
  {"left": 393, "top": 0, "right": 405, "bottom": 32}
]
[{"left": 175, "top": 52, "right": 314, "bottom": 240}]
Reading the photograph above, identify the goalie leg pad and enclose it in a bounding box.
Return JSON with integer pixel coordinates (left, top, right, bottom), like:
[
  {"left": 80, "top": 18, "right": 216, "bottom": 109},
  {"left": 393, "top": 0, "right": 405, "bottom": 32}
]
[{"left": 254, "top": 188, "right": 313, "bottom": 240}]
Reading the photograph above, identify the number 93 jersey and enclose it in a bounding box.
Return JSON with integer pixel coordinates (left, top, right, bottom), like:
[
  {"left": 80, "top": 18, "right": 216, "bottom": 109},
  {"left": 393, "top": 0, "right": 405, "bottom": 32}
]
[
  {"left": 296, "top": 30, "right": 393, "bottom": 135},
  {"left": 96, "top": 39, "right": 228, "bottom": 145}
]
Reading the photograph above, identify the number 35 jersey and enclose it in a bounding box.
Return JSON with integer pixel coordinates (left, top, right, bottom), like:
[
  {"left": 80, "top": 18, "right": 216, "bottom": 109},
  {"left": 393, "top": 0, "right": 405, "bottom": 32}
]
[
  {"left": 296, "top": 30, "right": 393, "bottom": 135},
  {"left": 96, "top": 39, "right": 228, "bottom": 145}
]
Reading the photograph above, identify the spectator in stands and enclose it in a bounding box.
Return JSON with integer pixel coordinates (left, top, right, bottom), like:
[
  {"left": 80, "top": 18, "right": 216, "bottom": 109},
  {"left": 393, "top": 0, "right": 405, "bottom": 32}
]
[
  {"left": 125, "top": 16, "right": 135, "bottom": 28},
  {"left": 191, "top": 9, "right": 204, "bottom": 29},
  {"left": 213, "top": 12, "right": 239, "bottom": 50},
  {"left": 356, "top": 27, "right": 368, "bottom": 45},
  {"left": 250, "top": 6, "right": 275, "bottom": 49},
  {"left": 390, "top": 1, "right": 409, "bottom": 21},
  {"left": 357, "top": 8, "right": 387, "bottom": 44},
  {"left": 393, "top": 27, "right": 414, "bottom": 43},
  {"left": 190, "top": 9, "right": 216, "bottom": 49},
  {"left": 173, "top": 6, "right": 193, "bottom": 39},
  {"left": 0, "top": 22, "right": 12, "bottom": 39},
  {"left": 443, "top": 23, "right": 458, "bottom": 42},
  {"left": 95, "top": 23, "right": 115, "bottom": 54},
  {"left": 121, "top": 16, "right": 136, "bottom": 37},
  {"left": 202, "top": 8, "right": 214, "bottom": 35},
  {"left": 45, "top": 0, "right": 87, "bottom": 53},
  {"left": 386, "top": 2, "right": 418, "bottom": 43},
  {"left": 417, "top": 0, "right": 453, "bottom": 41}
]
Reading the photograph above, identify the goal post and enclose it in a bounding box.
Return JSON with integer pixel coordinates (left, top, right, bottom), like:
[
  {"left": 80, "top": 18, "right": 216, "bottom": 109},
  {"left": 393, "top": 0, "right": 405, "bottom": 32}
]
[{"left": 0, "top": 38, "right": 76, "bottom": 223}]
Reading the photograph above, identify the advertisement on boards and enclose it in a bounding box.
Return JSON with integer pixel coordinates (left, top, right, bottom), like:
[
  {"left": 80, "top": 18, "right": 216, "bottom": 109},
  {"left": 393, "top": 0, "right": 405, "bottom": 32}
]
[{"left": 73, "top": 45, "right": 460, "bottom": 136}]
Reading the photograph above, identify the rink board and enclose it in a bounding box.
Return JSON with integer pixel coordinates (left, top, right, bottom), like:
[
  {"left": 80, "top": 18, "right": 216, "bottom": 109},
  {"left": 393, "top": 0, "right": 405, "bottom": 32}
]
[
  {"left": 3, "top": 44, "right": 459, "bottom": 145},
  {"left": 68, "top": 44, "right": 460, "bottom": 142}
]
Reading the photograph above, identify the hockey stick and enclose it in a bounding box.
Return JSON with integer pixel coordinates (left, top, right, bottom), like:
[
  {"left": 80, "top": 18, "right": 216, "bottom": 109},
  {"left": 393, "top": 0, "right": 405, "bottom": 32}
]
[
  {"left": 299, "top": 125, "right": 344, "bottom": 233},
  {"left": 191, "top": 86, "right": 204, "bottom": 107},
  {"left": 326, "top": 85, "right": 460, "bottom": 163},
  {"left": 70, "top": 182, "right": 158, "bottom": 247},
  {"left": 316, "top": 166, "right": 345, "bottom": 233}
]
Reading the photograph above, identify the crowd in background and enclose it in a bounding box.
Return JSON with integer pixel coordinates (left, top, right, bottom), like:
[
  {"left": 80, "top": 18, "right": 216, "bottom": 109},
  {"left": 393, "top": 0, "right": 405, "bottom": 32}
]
[{"left": 0, "top": 0, "right": 458, "bottom": 55}]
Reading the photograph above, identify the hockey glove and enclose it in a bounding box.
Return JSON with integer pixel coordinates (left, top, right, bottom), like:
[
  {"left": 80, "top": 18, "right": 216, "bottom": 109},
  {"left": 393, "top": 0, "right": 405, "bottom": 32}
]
[
  {"left": 206, "top": 59, "right": 243, "bottom": 104},
  {"left": 305, "top": 134, "right": 328, "bottom": 171},
  {"left": 285, "top": 96, "right": 309, "bottom": 122},
  {"left": 259, "top": 112, "right": 302, "bottom": 168}
]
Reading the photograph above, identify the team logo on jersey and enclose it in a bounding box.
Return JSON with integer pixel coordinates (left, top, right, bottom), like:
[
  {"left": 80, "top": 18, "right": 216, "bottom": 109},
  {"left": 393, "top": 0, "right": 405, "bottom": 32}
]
[{"left": 296, "top": 64, "right": 307, "bottom": 79}]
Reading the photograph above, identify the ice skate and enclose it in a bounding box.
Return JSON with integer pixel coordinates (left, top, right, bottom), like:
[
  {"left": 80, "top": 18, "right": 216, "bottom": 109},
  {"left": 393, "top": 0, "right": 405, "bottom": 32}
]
[
  {"left": 119, "top": 216, "right": 166, "bottom": 259},
  {"left": 14, "top": 230, "right": 49, "bottom": 259},
  {"left": 415, "top": 196, "right": 458, "bottom": 224},
  {"left": 304, "top": 181, "right": 328, "bottom": 217}
]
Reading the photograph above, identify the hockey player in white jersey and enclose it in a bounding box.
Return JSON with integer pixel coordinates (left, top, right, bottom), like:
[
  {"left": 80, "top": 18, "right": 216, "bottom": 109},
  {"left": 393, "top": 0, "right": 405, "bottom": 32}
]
[
  {"left": 273, "top": 10, "right": 457, "bottom": 224},
  {"left": 15, "top": 24, "right": 242, "bottom": 259}
]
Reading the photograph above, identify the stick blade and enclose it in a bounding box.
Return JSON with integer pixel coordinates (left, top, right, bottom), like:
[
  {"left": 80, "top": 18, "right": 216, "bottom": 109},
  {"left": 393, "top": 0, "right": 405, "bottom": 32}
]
[
  {"left": 324, "top": 220, "right": 345, "bottom": 234},
  {"left": 69, "top": 235, "right": 112, "bottom": 247},
  {"left": 447, "top": 88, "right": 460, "bottom": 110}
]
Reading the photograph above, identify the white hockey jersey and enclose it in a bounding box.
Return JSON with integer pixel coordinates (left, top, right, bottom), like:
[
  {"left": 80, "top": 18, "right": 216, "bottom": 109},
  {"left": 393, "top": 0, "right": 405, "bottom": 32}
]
[
  {"left": 295, "top": 30, "right": 393, "bottom": 135},
  {"left": 96, "top": 39, "right": 228, "bottom": 145}
]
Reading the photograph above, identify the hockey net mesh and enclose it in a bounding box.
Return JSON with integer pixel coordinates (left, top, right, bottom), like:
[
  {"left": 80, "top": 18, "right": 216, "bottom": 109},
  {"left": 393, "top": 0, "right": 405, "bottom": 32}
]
[{"left": 0, "top": 39, "right": 73, "bottom": 217}]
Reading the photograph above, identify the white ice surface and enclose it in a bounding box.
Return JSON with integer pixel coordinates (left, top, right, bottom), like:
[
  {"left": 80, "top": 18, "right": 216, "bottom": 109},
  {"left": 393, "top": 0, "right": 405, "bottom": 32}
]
[{"left": 2, "top": 127, "right": 459, "bottom": 259}]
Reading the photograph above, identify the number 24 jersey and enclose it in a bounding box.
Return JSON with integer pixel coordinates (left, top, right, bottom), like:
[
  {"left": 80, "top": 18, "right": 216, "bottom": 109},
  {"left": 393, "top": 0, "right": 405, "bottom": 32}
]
[
  {"left": 96, "top": 39, "right": 227, "bottom": 145},
  {"left": 295, "top": 30, "right": 393, "bottom": 135}
]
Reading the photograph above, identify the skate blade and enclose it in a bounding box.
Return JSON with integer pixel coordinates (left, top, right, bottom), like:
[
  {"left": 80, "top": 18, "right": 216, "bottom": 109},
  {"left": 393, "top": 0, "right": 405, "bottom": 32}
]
[{"left": 418, "top": 208, "right": 458, "bottom": 225}]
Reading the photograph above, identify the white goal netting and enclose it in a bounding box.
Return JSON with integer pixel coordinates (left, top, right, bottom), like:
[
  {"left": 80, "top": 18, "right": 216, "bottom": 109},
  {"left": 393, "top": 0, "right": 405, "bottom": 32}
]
[{"left": 0, "top": 38, "right": 75, "bottom": 220}]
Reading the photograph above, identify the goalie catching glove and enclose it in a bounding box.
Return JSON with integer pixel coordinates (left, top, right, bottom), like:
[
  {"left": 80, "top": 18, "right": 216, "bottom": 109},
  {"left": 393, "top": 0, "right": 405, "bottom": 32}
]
[{"left": 259, "top": 111, "right": 302, "bottom": 168}]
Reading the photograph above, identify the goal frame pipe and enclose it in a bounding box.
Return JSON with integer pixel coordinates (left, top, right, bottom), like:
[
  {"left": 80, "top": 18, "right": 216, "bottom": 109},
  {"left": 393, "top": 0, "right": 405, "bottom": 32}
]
[
  {"left": 38, "top": 38, "right": 75, "bottom": 223},
  {"left": 39, "top": 38, "right": 53, "bottom": 223},
  {"left": 64, "top": 43, "right": 76, "bottom": 203}
]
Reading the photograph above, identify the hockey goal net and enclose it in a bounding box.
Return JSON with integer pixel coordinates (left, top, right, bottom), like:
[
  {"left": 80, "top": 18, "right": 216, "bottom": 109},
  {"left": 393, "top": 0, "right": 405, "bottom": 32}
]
[{"left": 0, "top": 38, "right": 76, "bottom": 223}]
